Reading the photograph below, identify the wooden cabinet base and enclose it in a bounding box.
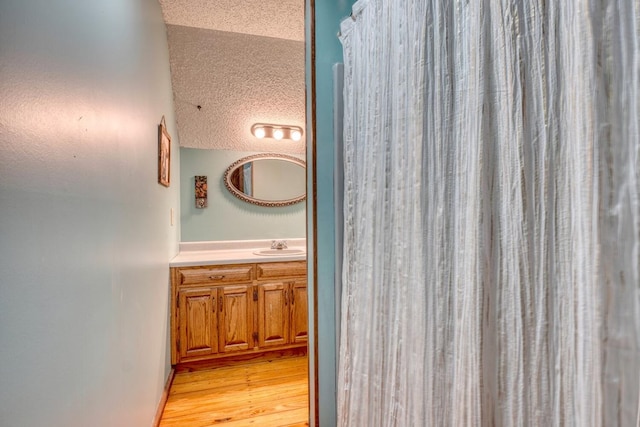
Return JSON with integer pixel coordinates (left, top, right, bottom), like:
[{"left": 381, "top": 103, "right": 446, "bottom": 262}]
[
  {"left": 171, "top": 261, "right": 308, "bottom": 367},
  {"left": 174, "top": 345, "right": 307, "bottom": 373}
]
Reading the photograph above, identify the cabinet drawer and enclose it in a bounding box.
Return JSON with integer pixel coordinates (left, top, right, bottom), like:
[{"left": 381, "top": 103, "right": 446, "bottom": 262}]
[
  {"left": 178, "top": 265, "right": 253, "bottom": 286},
  {"left": 257, "top": 261, "right": 306, "bottom": 280}
]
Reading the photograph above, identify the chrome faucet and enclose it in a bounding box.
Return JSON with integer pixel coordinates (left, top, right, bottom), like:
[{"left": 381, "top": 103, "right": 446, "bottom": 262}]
[{"left": 271, "top": 240, "right": 288, "bottom": 250}]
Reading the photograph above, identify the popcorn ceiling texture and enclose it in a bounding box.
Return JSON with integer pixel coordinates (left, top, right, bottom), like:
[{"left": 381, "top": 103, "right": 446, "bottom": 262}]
[
  {"left": 166, "top": 25, "right": 305, "bottom": 154},
  {"left": 159, "top": 0, "right": 304, "bottom": 41}
]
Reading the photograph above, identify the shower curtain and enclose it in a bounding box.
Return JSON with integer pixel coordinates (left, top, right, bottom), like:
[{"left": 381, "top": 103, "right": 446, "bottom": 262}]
[{"left": 338, "top": 1, "right": 640, "bottom": 426}]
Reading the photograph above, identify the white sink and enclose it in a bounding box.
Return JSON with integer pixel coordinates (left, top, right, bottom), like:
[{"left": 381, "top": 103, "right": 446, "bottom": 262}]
[{"left": 252, "top": 248, "right": 306, "bottom": 256}]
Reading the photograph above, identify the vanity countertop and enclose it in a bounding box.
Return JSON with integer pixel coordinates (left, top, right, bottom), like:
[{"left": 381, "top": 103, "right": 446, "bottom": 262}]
[{"left": 170, "top": 238, "right": 307, "bottom": 267}]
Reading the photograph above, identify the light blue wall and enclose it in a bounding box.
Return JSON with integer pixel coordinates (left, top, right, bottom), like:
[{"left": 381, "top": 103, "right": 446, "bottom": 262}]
[
  {"left": 306, "top": 1, "right": 355, "bottom": 425},
  {"left": 180, "top": 148, "right": 306, "bottom": 241},
  {"left": 0, "top": 1, "right": 180, "bottom": 426}
]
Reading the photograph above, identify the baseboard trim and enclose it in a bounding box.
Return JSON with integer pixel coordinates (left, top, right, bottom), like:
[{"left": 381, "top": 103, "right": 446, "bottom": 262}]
[
  {"left": 174, "top": 346, "right": 308, "bottom": 373},
  {"left": 152, "top": 367, "right": 175, "bottom": 427}
]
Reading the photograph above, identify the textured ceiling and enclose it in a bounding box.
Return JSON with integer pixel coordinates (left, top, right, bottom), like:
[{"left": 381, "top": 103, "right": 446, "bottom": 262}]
[
  {"left": 160, "top": 0, "right": 305, "bottom": 153},
  {"left": 166, "top": 25, "right": 305, "bottom": 154},
  {"left": 158, "top": 0, "right": 304, "bottom": 42}
]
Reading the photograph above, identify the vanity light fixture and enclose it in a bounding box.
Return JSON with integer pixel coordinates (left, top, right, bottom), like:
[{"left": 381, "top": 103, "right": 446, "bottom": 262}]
[
  {"left": 273, "top": 128, "right": 284, "bottom": 140},
  {"left": 251, "top": 123, "right": 303, "bottom": 142},
  {"left": 253, "top": 126, "right": 266, "bottom": 139},
  {"left": 290, "top": 129, "right": 302, "bottom": 141}
]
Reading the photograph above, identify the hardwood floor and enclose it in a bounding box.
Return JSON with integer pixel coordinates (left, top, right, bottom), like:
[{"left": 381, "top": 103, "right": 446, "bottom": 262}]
[{"left": 159, "top": 356, "right": 309, "bottom": 426}]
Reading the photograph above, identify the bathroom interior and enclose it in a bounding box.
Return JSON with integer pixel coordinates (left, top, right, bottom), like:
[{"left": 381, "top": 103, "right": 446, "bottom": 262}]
[
  {"left": 158, "top": 0, "right": 310, "bottom": 425},
  {"left": 1, "top": 0, "right": 640, "bottom": 426}
]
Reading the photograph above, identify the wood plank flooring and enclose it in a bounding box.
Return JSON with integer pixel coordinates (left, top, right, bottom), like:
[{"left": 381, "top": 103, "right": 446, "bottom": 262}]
[{"left": 159, "top": 356, "right": 309, "bottom": 427}]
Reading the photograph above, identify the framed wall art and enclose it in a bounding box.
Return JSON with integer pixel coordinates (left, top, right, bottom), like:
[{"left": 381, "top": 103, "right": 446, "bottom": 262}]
[
  {"left": 158, "top": 116, "right": 171, "bottom": 187},
  {"left": 195, "top": 175, "right": 208, "bottom": 208}
]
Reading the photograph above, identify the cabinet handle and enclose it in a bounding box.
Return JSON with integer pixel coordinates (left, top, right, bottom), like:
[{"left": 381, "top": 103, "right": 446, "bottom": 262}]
[
  {"left": 219, "top": 298, "right": 223, "bottom": 312},
  {"left": 285, "top": 289, "right": 288, "bottom": 306},
  {"left": 291, "top": 289, "right": 295, "bottom": 305},
  {"left": 209, "top": 275, "right": 225, "bottom": 280},
  {"left": 212, "top": 297, "right": 216, "bottom": 312}
]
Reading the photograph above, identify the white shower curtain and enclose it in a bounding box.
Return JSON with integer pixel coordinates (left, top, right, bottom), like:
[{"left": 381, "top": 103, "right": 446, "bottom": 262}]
[{"left": 338, "top": 1, "right": 640, "bottom": 426}]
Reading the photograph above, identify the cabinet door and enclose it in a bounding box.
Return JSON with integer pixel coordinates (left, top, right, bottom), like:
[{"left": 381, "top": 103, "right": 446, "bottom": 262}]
[
  {"left": 178, "top": 288, "right": 218, "bottom": 360},
  {"left": 289, "top": 280, "right": 308, "bottom": 344},
  {"left": 257, "top": 282, "right": 290, "bottom": 348},
  {"left": 219, "top": 284, "right": 253, "bottom": 353}
]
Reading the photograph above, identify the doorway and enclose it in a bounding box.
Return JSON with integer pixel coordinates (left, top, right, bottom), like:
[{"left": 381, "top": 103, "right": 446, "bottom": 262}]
[{"left": 158, "top": 1, "right": 310, "bottom": 425}]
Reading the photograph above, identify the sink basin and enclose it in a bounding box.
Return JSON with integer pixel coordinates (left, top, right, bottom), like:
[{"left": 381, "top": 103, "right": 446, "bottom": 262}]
[{"left": 252, "top": 248, "right": 306, "bottom": 256}]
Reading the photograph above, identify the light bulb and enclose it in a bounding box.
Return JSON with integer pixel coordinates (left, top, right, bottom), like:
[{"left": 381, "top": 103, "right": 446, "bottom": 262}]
[
  {"left": 273, "top": 129, "right": 284, "bottom": 140},
  {"left": 253, "top": 126, "right": 266, "bottom": 139},
  {"left": 290, "top": 130, "right": 302, "bottom": 141}
]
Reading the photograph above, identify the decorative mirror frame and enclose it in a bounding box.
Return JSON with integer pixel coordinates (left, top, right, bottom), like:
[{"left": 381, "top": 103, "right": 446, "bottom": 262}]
[{"left": 223, "top": 153, "right": 306, "bottom": 207}]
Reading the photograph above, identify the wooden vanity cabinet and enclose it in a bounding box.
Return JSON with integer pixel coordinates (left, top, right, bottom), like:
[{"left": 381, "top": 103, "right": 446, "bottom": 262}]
[
  {"left": 218, "top": 284, "right": 254, "bottom": 353},
  {"left": 256, "top": 262, "right": 307, "bottom": 348},
  {"left": 256, "top": 280, "right": 308, "bottom": 348},
  {"left": 257, "top": 282, "right": 290, "bottom": 348},
  {"left": 256, "top": 261, "right": 308, "bottom": 349},
  {"left": 289, "top": 280, "right": 308, "bottom": 344},
  {"left": 171, "top": 261, "right": 307, "bottom": 366},
  {"left": 177, "top": 288, "right": 219, "bottom": 360}
]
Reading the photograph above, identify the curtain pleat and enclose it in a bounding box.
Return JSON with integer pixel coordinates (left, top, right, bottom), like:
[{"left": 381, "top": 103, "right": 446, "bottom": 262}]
[{"left": 339, "top": 2, "right": 428, "bottom": 425}]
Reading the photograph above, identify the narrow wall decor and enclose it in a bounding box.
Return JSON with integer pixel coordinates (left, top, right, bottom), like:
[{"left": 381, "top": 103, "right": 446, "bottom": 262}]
[
  {"left": 195, "top": 175, "right": 207, "bottom": 208},
  {"left": 158, "top": 116, "right": 171, "bottom": 187}
]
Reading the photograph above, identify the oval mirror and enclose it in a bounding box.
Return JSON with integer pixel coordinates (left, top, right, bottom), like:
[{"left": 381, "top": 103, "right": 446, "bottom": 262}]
[{"left": 223, "top": 153, "right": 306, "bottom": 207}]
